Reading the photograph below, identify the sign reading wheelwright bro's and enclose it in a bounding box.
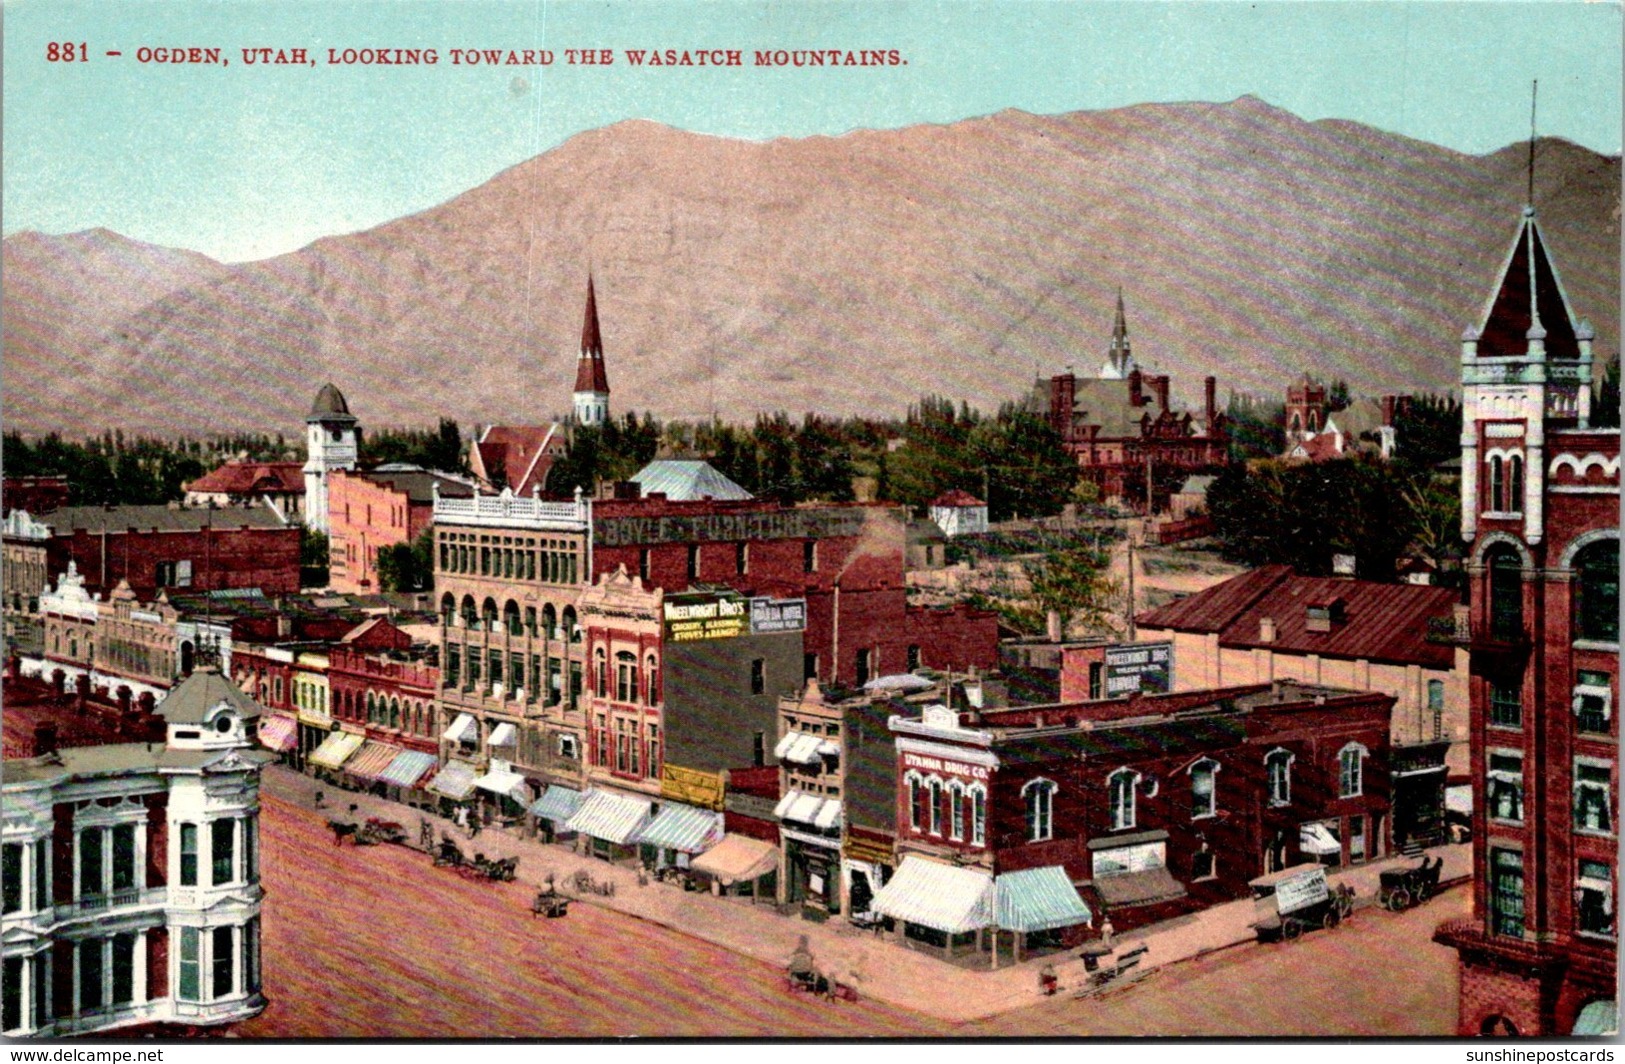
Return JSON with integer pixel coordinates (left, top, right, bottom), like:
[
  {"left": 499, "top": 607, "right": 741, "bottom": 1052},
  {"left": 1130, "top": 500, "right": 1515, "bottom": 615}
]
[
  {"left": 662, "top": 590, "right": 807, "bottom": 642},
  {"left": 1104, "top": 641, "right": 1173, "bottom": 696}
]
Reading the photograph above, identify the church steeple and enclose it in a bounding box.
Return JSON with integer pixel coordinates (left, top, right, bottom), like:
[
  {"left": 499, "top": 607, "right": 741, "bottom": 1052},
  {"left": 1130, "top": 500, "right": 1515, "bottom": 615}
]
[
  {"left": 573, "top": 274, "right": 611, "bottom": 426},
  {"left": 1099, "top": 287, "right": 1137, "bottom": 380}
]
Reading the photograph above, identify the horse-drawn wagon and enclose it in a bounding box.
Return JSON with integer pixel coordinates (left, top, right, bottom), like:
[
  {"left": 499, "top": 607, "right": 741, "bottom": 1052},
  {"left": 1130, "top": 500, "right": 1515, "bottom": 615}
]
[{"left": 1250, "top": 863, "right": 1355, "bottom": 942}]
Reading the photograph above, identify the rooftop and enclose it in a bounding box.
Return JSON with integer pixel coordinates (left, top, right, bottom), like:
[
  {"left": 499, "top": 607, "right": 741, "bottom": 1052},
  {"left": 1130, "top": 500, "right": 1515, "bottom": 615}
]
[
  {"left": 44, "top": 503, "right": 290, "bottom": 534},
  {"left": 631, "top": 460, "right": 753, "bottom": 502}
]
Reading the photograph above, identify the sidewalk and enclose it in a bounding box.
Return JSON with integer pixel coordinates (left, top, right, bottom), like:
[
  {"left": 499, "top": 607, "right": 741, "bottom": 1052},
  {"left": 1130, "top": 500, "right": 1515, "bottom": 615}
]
[{"left": 265, "top": 765, "right": 1470, "bottom": 1023}]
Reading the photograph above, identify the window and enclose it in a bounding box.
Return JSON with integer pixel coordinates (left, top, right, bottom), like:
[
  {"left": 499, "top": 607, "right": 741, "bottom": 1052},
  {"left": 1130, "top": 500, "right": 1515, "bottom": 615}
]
[
  {"left": 556, "top": 734, "right": 579, "bottom": 760},
  {"left": 1190, "top": 759, "right": 1218, "bottom": 819},
  {"left": 1575, "top": 542, "right": 1621, "bottom": 643},
  {"left": 1490, "top": 849, "right": 1524, "bottom": 938},
  {"left": 971, "top": 787, "right": 986, "bottom": 846},
  {"left": 213, "top": 926, "right": 234, "bottom": 998},
  {"left": 750, "top": 658, "right": 765, "bottom": 696},
  {"left": 855, "top": 648, "right": 872, "bottom": 688},
  {"left": 1427, "top": 680, "right": 1445, "bottom": 739},
  {"left": 245, "top": 814, "right": 258, "bottom": 884},
  {"left": 1575, "top": 671, "right": 1612, "bottom": 734},
  {"left": 1577, "top": 860, "right": 1615, "bottom": 937},
  {"left": 646, "top": 724, "right": 661, "bottom": 779},
  {"left": 1490, "top": 679, "right": 1522, "bottom": 729},
  {"left": 1024, "top": 778, "right": 1056, "bottom": 842},
  {"left": 646, "top": 655, "right": 660, "bottom": 705},
  {"left": 1338, "top": 743, "right": 1366, "bottom": 798},
  {"left": 445, "top": 646, "right": 460, "bottom": 688},
  {"left": 1489, "top": 455, "right": 1504, "bottom": 511},
  {"left": 79, "top": 939, "right": 103, "bottom": 1012},
  {"left": 111, "top": 823, "right": 136, "bottom": 893},
  {"left": 1488, "top": 752, "right": 1524, "bottom": 823},
  {"left": 1575, "top": 761, "right": 1613, "bottom": 833},
  {"left": 111, "top": 933, "right": 135, "bottom": 1005},
  {"left": 1192, "top": 849, "right": 1216, "bottom": 881},
  {"left": 1266, "top": 749, "right": 1293, "bottom": 807},
  {"left": 212, "top": 819, "right": 235, "bottom": 885},
  {"left": 2, "top": 844, "right": 20, "bottom": 914},
  {"left": 33, "top": 843, "right": 47, "bottom": 912},
  {"left": 737, "top": 542, "right": 749, "bottom": 574},
  {"left": 687, "top": 545, "right": 701, "bottom": 581},
  {"left": 244, "top": 917, "right": 262, "bottom": 994},
  {"left": 638, "top": 549, "right": 650, "bottom": 582},
  {"left": 1089, "top": 662, "right": 1103, "bottom": 700},
  {"left": 928, "top": 779, "right": 943, "bottom": 836},
  {"left": 1109, "top": 769, "right": 1138, "bottom": 831},
  {"left": 2, "top": 957, "right": 20, "bottom": 1033},
  {"left": 804, "top": 541, "right": 817, "bottom": 572},
  {"left": 1488, "top": 547, "right": 1523, "bottom": 641},
  {"left": 1508, "top": 456, "right": 1524, "bottom": 512},
  {"left": 80, "top": 829, "right": 104, "bottom": 898},
  {"left": 907, "top": 645, "right": 921, "bottom": 672},
  {"left": 907, "top": 776, "right": 923, "bottom": 831},
  {"left": 179, "top": 823, "right": 198, "bottom": 886},
  {"left": 615, "top": 651, "right": 637, "bottom": 703},
  {"left": 804, "top": 653, "right": 819, "bottom": 681},
  {"left": 505, "top": 601, "right": 522, "bottom": 636},
  {"left": 948, "top": 783, "right": 965, "bottom": 840}
]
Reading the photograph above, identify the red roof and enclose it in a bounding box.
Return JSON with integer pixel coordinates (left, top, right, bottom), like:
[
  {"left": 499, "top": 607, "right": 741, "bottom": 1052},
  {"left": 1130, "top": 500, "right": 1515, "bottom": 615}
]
[
  {"left": 1138, "top": 566, "right": 1458, "bottom": 668},
  {"left": 473, "top": 425, "right": 564, "bottom": 496},
  {"left": 574, "top": 275, "right": 610, "bottom": 394},
  {"left": 1476, "top": 211, "right": 1581, "bottom": 360},
  {"left": 1290, "top": 433, "right": 1344, "bottom": 463},
  {"left": 930, "top": 489, "right": 985, "bottom": 508},
  {"left": 186, "top": 461, "right": 305, "bottom": 496}
]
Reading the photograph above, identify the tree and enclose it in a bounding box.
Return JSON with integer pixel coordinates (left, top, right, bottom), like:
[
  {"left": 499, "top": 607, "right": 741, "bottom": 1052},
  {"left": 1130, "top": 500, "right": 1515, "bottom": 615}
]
[
  {"left": 1327, "top": 379, "right": 1351, "bottom": 413},
  {"left": 1225, "top": 393, "right": 1286, "bottom": 461},
  {"left": 376, "top": 527, "right": 435, "bottom": 592},
  {"left": 300, "top": 528, "right": 330, "bottom": 589},
  {"left": 1017, "top": 546, "right": 1120, "bottom": 637},
  {"left": 1393, "top": 393, "right": 1461, "bottom": 473},
  {"left": 965, "top": 404, "right": 1076, "bottom": 521}
]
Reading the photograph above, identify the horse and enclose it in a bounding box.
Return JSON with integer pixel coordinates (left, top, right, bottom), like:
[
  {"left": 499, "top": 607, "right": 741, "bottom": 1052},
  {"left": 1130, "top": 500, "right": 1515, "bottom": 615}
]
[{"left": 328, "top": 820, "right": 360, "bottom": 846}]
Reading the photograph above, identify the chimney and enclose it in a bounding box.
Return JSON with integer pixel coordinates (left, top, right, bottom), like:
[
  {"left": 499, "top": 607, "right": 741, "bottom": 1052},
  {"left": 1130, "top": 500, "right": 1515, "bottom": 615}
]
[
  {"left": 32, "top": 721, "right": 58, "bottom": 758},
  {"left": 1259, "top": 616, "right": 1276, "bottom": 643},
  {"left": 1128, "top": 369, "right": 1144, "bottom": 406},
  {"left": 1153, "top": 376, "right": 1170, "bottom": 412},
  {"left": 1205, "top": 376, "right": 1217, "bottom": 421},
  {"left": 1046, "top": 610, "right": 1063, "bottom": 643},
  {"left": 1381, "top": 395, "right": 1396, "bottom": 427}
]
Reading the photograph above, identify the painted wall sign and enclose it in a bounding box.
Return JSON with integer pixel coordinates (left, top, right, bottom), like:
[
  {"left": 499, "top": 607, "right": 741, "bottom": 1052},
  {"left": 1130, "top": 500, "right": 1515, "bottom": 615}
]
[
  {"left": 901, "top": 750, "right": 989, "bottom": 780},
  {"left": 663, "top": 591, "right": 748, "bottom": 641},
  {"left": 748, "top": 596, "right": 806, "bottom": 634},
  {"left": 1104, "top": 641, "right": 1174, "bottom": 696}
]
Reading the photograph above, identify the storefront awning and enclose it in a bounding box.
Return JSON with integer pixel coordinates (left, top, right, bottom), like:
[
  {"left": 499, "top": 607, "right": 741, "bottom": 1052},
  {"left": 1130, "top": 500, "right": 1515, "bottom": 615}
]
[
  {"left": 1299, "top": 822, "right": 1341, "bottom": 856},
  {"left": 257, "top": 714, "right": 297, "bottom": 753},
  {"left": 871, "top": 855, "right": 994, "bottom": 934},
  {"left": 634, "top": 803, "right": 722, "bottom": 854},
  {"left": 564, "top": 790, "right": 653, "bottom": 846},
  {"left": 443, "top": 713, "right": 478, "bottom": 744},
  {"left": 344, "top": 741, "right": 405, "bottom": 784},
  {"left": 488, "top": 722, "right": 517, "bottom": 747},
  {"left": 377, "top": 750, "right": 438, "bottom": 790},
  {"left": 690, "top": 834, "right": 779, "bottom": 885},
  {"left": 529, "top": 786, "right": 584, "bottom": 824},
  {"left": 474, "top": 767, "right": 530, "bottom": 802},
  {"left": 307, "top": 730, "right": 365, "bottom": 770},
  {"left": 1090, "top": 867, "right": 1188, "bottom": 908},
  {"left": 426, "top": 759, "right": 479, "bottom": 801},
  {"left": 774, "top": 731, "right": 828, "bottom": 766},
  {"left": 1572, "top": 1000, "right": 1617, "bottom": 1036},
  {"left": 996, "top": 866, "right": 1093, "bottom": 932},
  {"left": 774, "top": 789, "right": 842, "bottom": 829}
]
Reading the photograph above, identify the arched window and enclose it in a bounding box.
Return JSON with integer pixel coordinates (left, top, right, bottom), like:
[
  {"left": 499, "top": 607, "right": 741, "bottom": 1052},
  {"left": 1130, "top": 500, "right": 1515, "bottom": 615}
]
[
  {"left": 948, "top": 782, "right": 965, "bottom": 841},
  {"left": 905, "top": 772, "right": 924, "bottom": 831},
  {"left": 1265, "top": 748, "right": 1294, "bottom": 806},
  {"left": 562, "top": 606, "right": 580, "bottom": 643},
  {"left": 1108, "top": 769, "right": 1139, "bottom": 831},
  {"left": 460, "top": 595, "right": 477, "bottom": 628},
  {"left": 505, "top": 601, "right": 522, "bottom": 637},
  {"left": 389, "top": 697, "right": 400, "bottom": 730},
  {"left": 1339, "top": 742, "right": 1368, "bottom": 798},
  {"left": 1289, "top": 412, "right": 1302, "bottom": 434},
  {"left": 615, "top": 651, "right": 638, "bottom": 703},
  {"left": 542, "top": 604, "right": 558, "bottom": 640},
  {"left": 1574, "top": 540, "right": 1620, "bottom": 644},
  {"left": 1507, "top": 455, "right": 1524, "bottom": 512},
  {"left": 366, "top": 692, "right": 377, "bottom": 724},
  {"left": 524, "top": 606, "right": 537, "bottom": 637},
  {"left": 1489, "top": 455, "right": 1505, "bottom": 512},
  {"left": 1023, "top": 778, "right": 1056, "bottom": 842},
  {"left": 481, "top": 598, "right": 498, "bottom": 632},
  {"left": 1189, "top": 758, "right": 1219, "bottom": 819},
  {"left": 970, "top": 785, "right": 987, "bottom": 846},
  {"left": 928, "top": 779, "right": 944, "bottom": 836},
  {"left": 594, "top": 648, "right": 607, "bottom": 697},
  {"left": 646, "top": 654, "right": 660, "bottom": 705},
  {"left": 1487, "top": 546, "right": 1523, "bottom": 641},
  {"left": 440, "top": 593, "right": 455, "bottom": 625}
]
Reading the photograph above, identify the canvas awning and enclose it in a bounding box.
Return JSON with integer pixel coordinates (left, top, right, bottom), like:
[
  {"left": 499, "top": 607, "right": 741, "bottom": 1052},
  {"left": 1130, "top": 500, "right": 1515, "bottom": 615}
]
[
  {"left": 1299, "top": 822, "right": 1342, "bottom": 856},
  {"left": 1572, "top": 1000, "right": 1617, "bottom": 1036},
  {"left": 426, "top": 759, "right": 479, "bottom": 801},
  {"left": 487, "top": 722, "right": 517, "bottom": 747},
  {"left": 344, "top": 741, "right": 404, "bottom": 784},
  {"left": 565, "top": 790, "right": 653, "bottom": 846},
  {"left": 690, "top": 834, "right": 779, "bottom": 885},
  {"left": 474, "top": 766, "right": 530, "bottom": 802},
  {"left": 442, "top": 713, "right": 478, "bottom": 744},
  {"left": 774, "top": 789, "right": 840, "bottom": 828},
  {"left": 377, "top": 750, "right": 438, "bottom": 789},
  {"left": 871, "top": 856, "right": 994, "bottom": 934},
  {"left": 1445, "top": 784, "right": 1473, "bottom": 816},
  {"left": 996, "top": 866, "right": 1093, "bottom": 933},
  {"left": 634, "top": 803, "right": 722, "bottom": 854},
  {"left": 1090, "top": 867, "right": 1188, "bottom": 908},
  {"left": 257, "top": 714, "right": 297, "bottom": 753},
  {"left": 774, "top": 731, "right": 825, "bottom": 765},
  {"left": 529, "top": 786, "right": 584, "bottom": 824},
  {"left": 307, "top": 730, "right": 365, "bottom": 770}
]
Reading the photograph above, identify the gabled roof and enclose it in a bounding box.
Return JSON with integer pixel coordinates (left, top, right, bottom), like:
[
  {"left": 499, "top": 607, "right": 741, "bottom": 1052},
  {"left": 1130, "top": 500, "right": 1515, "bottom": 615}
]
[
  {"left": 1138, "top": 566, "right": 1458, "bottom": 669},
  {"left": 1326, "top": 398, "right": 1386, "bottom": 441},
  {"left": 575, "top": 275, "right": 611, "bottom": 394},
  {"left": 155, "top": 666, "right": 263, "bottom": 724},
  {"left": 185, "top": 461, "right": 305, "bottom": 496},
  {"left": 1474, "top": 208, "right": 1583, "bottom": 360},
  {"left": 930, "top": 489, "right": 985, "bottom": 508},
  {"left": 356, "top": 466, "right": 476, "bottom": 503},
  {"left": 631, "top": 460, "right": 753, "bottom": 502},
  {"left": 473, "top": 424, "right": 565, "bottom": 496}
]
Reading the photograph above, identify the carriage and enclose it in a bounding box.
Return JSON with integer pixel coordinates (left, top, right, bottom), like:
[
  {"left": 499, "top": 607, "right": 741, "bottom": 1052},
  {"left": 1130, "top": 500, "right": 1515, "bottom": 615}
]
[
  {"left": 1250, "top": 863, "right": 1355, "bottom": 942},
  {"left": 1377, "top": 855, "right": 1444, "bottom": 912}
]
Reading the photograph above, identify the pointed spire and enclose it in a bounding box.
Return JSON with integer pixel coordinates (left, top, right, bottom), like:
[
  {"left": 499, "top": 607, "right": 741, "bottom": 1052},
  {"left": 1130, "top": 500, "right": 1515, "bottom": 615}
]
[
  {"left": 1113, "top": 287, "right": 1128, "bottom": 343},
  {"left": 574, "top": 273, "right": 610, "bottom": 395},
  {"left": 580, "top": 273, "right": 602, "bottom": 358},
  {"left": 1474, "top": 209, "right": 1580, "bottom": 360},
  {"left": 1101, "top": 287, "right": 1135, "bottom": 379}
]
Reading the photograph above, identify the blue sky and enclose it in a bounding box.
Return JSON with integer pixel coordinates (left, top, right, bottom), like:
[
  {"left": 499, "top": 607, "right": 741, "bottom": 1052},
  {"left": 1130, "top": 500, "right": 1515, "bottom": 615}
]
[{"left": 4, "top": 1, "right": 1619, "bottom": 262}]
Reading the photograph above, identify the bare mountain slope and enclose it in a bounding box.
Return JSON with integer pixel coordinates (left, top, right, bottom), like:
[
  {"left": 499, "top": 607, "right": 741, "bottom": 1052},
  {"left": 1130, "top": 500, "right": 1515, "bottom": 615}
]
[{"left": 4, "top": 97, "right": 1617, "bottom": 436}]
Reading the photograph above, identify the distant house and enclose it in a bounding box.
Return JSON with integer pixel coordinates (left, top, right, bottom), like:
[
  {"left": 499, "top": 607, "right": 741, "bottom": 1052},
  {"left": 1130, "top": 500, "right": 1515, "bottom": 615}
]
[
  {"left": 1283, "top": 377, "right": 1405, "bottom": 462},
  {"left": 184, "top": 462, "right": 306, "bottom": 523},
  {"left": 469, "top": 425, "right": 567, "bottom": 497},
  {"left": 928, "top": 490, "right": 988, "bottom": 537}
]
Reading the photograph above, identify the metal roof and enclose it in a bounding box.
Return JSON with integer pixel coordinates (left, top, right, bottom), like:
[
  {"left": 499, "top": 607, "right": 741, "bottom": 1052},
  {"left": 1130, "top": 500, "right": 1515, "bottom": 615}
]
[
  {"left": 45, "top": 503, "right": 289, "bottom": 534},
  {"left": 630, "top": 460, "right": 753, "bottom": 502},
  {"left": 156, "top": 667, "right": 263, "bottom": 724}
]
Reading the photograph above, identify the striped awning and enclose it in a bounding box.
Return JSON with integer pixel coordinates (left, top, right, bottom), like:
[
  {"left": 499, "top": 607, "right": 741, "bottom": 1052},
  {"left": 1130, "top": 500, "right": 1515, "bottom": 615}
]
[
  {"left": 691, "top": 834, "right": 779, "bottom": 885},
  {"left": 378, "top": 750, "right": 438, "bottom": 789},
  {"left": 344, "top": 742, "right": 404, "bottom": 784},
  {"left": 871, "top": 856, "right": 994, "bottom": 934},
  {"left": 995, "top": 866, "right": 1093, "bottom": 932},
  {"left": 634, "top": 803, "right": 722, "bottom": 854},
  {"left": 488, "top": 722, "right": 517, "bottom": 747},
  {"left": 427, "top": 759, "right": 479, "bottom": 801},
  {"left": 530, "top": 786, "right": 584, "bottom": 824},
  {"left": 257, "top": 715, "right": 297, "bottom": 753},
  {"left": 474, "top": 767, "right": 530, "bottom": 802},
  {"left": 307, "top": 730, "right": 365, "bottom": 770},
  {"left": 565, "top": 790, "right": 653, "bottom": 846},
  {"left": 774, "top": 731, "right": 825, "bottom": 765}
]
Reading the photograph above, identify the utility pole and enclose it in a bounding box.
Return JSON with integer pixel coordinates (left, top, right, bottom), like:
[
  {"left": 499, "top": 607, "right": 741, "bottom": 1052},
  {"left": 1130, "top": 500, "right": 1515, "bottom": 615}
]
[{"left": 1125, "top": 533, "right": 1136, "bottom": 642}]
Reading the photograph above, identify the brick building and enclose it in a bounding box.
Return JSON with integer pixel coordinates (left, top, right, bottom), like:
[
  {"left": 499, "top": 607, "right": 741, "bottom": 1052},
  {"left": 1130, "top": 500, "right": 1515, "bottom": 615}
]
[
  {"left": 871, "top": 681, "right": 1393, "bottom": 964},
  {"left": 1433, "top": 206, "right": 1619, "bottom": 1038},
  {"left": 327, "top": 466, "right": 473, "bottom": 594},
  {"left": 1031, "top": 295, "right": 1229, "bottom": 511},
  {"left": 4, "top": 509, "right": 52, "bottom": 617},
  {"left": 183, "top": 462, "right": 306, "bottom": 524},
  {"left": 2, "top": 476, "right": 70, "bottom": 517},
  {"left": 91, "top": 582, "right": 183, "bottom": 700},
  {"left": 34, "top": 504, "right": 300, "bottom": 601},
  {"left": 1, "top": 669, "right": 267, "bottom": 1036},
  {"left": 469, "top": 426, "right": 567, "bottom": 497},
  {"left": 322, "top": 620, "right": 442, "bottom": 799}
]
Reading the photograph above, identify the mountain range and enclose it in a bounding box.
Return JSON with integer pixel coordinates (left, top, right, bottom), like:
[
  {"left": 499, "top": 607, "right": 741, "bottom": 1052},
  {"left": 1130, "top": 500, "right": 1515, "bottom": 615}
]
[{"left": 4, "top": 96, "right": 1618, "bottom": 437}]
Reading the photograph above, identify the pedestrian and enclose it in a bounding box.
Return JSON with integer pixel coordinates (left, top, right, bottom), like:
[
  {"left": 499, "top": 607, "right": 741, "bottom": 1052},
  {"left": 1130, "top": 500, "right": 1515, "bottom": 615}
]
[
  {"left": 1039, "top": 963, "right": 1059, "bottom": 996},
  {"left": 313, "top": 790, "right": 326, "bottom": 810},
  {"left": 1100, "top": 916, "right": 1116, "bottom": 951}
]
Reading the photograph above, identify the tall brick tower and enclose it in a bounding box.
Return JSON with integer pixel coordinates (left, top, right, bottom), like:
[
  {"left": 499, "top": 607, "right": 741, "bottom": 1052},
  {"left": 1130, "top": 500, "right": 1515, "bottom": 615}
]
[
  {"left": 572, "top": 274, "right": 611, "bottom": 427},
  {"left": 1434, "top": 205, "right": 1618, "bottom": 1037}
]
